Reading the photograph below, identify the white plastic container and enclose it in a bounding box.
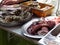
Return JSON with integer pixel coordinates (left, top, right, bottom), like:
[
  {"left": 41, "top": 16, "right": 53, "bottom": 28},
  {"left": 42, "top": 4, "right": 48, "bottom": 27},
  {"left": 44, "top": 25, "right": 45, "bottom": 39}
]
[{"left": 38, "top": 23, "right": 60, "bottom": 45}]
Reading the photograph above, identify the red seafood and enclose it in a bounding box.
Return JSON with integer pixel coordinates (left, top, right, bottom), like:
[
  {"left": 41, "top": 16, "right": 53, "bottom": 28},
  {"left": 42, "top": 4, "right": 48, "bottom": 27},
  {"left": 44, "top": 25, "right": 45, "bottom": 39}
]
[
  {"left": 52, "top": 17, "right": 60, "bottom": 24},
  {"left": 27, "top": 24, "right": 42, "bottom": 35},
  {"left": 37, "top": 27, "right": 49, "bottom": 35},
  {"left": 27, "top": 19, "right": 55, "bottom": 35}
]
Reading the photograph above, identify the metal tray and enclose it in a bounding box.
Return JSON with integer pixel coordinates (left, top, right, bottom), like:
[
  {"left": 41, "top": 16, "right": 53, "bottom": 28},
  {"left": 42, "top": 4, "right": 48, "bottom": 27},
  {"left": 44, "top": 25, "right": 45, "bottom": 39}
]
[{"left": 22, "top": 16, "right": 56, "bottom": 39}]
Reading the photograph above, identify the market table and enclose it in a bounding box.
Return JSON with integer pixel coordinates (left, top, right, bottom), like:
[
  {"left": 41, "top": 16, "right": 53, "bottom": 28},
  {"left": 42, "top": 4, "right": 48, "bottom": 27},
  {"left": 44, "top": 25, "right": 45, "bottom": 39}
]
[
  {"left": 0, "top": 0, "right": 59, "bottom": 45},
  {"left": 0, "top": 25, "right": 39, "bottom": 45},
  {"left": 0, "top": 25, "right": 39, "bottom": 43}
]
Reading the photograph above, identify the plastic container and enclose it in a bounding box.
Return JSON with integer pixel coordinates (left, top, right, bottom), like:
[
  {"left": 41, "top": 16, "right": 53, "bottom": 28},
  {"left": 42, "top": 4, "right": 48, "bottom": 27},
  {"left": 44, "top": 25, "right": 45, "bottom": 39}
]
[
  {"left": 21, "top": 1, "right": 54, "bottom": 17},
  {"left": 38, "top": 23, "right": 60, "bottom": 45}
]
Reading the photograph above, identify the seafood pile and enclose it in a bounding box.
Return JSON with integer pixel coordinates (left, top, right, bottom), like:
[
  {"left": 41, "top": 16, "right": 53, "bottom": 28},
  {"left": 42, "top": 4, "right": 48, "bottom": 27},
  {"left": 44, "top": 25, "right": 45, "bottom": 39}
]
[
  {"left": 0, "top": 6, "right": 32, "bottom": 26},
  {"left": 27, "top": 19, "right": 55, "bottom": 35}
]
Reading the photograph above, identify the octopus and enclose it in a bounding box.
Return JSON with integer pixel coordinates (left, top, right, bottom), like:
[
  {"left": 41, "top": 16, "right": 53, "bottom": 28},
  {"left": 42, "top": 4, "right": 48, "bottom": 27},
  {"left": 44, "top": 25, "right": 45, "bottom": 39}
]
[{"left": 27, "top": 19, "right": 55, "bottom": 35}]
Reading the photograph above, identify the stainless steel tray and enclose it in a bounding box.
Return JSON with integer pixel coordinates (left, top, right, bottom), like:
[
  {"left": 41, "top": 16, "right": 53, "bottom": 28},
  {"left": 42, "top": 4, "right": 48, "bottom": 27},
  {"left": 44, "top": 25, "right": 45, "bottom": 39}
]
[{"left": 22, "top": 17, "right": 56, "bottom": 39}]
